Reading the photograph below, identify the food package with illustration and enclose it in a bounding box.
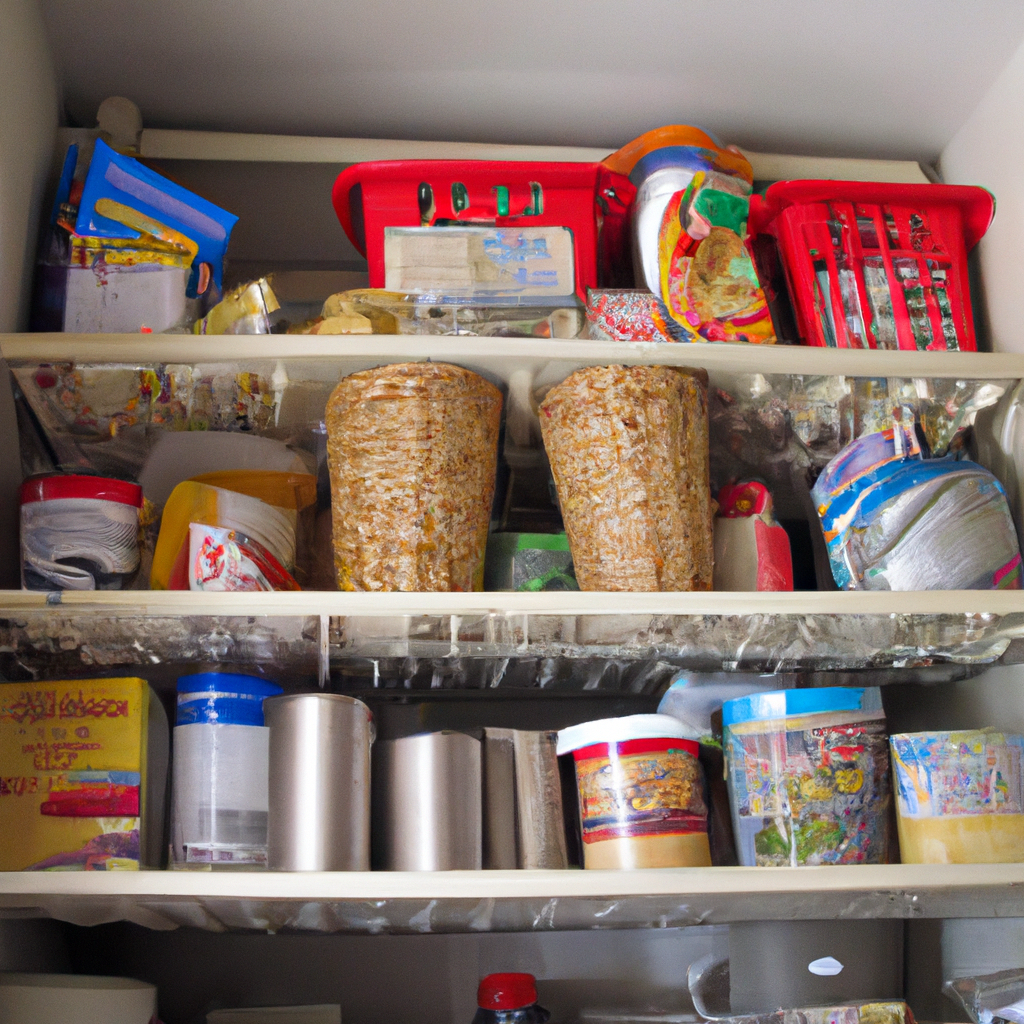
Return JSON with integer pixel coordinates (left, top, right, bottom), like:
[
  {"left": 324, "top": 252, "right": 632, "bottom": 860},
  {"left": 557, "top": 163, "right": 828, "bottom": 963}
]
[
  {"left": 722, "top": 688, "right": 892, "bottom": 866},
  {"left": 0, "top": 678, "right": 168, "bottom": 870},
  {"left": 557, "top": 714, "right": 711, "bottom": 869},
  {"left": 891, "top": 730, "right": 1024, "bottom": 863}
]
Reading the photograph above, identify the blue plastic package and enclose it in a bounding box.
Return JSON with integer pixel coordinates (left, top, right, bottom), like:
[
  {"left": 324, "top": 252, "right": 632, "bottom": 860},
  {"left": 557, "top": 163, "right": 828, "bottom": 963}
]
[
  {"left": 75, "top": 139, "right": 238, "bottom": 296},
  {"left": 812, "top": 424, "right": 1023, "bottom": 591}
]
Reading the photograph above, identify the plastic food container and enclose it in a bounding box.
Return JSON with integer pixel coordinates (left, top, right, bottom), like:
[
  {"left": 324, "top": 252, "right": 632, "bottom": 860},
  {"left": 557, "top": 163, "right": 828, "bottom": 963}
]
[
  {"left": 19, "top": 474, "right": 143, "bottom": 591},
  {"left": 170, "top": 672, "right": 283, "bottom": 869},
  {"left": 325, "top": 362, "right": 502, "bottom": 591},
  {"left": 557, "top": 714, "right": 711, "bottom": 869},
  {"left": 723, "top": 688, "right": 892, "bottom": 866},
  {"left": 747, "top": 180, "right": 994, "bottom": 351},
  {"left": 890, "top": 730, "right": 1024, "bottom": 863},
  {"left": 539, "top": 365, "right": 713, "bottom": 591}
]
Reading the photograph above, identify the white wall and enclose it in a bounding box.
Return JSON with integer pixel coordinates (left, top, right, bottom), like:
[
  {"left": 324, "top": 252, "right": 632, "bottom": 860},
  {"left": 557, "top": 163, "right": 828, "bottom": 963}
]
[
  {"left": 0, "top": 0, "right": 59, "bottom": 586},
  {"left": 940, "top": 33, "right": 1024, "bottom": 353},
  {"left": 0, "top": 0, "right": 59, "bottom": 331}
]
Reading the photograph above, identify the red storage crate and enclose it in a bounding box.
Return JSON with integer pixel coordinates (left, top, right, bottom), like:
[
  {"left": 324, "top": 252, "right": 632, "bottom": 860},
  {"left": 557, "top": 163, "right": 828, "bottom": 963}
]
[
  {"left": 747, "top": 181, "right": 994, "bottom": 351},
  {"left": 332, "top": 160, "right": 635, "bottom": 301}
]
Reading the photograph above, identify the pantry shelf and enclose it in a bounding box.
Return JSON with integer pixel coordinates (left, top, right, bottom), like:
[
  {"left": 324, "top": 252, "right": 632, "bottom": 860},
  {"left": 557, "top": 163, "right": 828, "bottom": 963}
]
[
  {"left": 5, "top": 334, "right": 1022, "bottom": 380},
  {"left": 1, "top": 590, "right": 1023, "bottom": 681},
  {"left": 127, "top": 128, "right": 932, "bottom": 185},
  {"left": 0, "top": 863, "right": 1020, "bottom": 933}
]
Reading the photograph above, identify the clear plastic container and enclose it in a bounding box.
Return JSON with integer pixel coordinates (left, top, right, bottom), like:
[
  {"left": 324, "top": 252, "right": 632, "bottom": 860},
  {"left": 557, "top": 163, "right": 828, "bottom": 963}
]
[
  {"left": 723, "top": 688, "right": 892, "bottom": 866},
  {"left": 557, "top": 714, "right": 711, "bottom": 869},
  {"left": 891, "top": 730, "right": 1024, "bottom": 863},
  {"left": 170, "top": 672, "right": 283, "bottom": 869}
]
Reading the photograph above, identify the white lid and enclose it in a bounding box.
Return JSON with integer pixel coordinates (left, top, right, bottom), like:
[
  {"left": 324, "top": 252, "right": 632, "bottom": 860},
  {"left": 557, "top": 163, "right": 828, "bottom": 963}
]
[{"left": 556, "top": 714, "right": 690, "bottom": 756}]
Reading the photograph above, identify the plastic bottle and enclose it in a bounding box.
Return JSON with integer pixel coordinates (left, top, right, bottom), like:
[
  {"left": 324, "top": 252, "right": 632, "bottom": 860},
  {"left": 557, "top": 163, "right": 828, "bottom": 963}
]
[{"left": 472, "top": 974, "right": 550, "bottom": 1024}]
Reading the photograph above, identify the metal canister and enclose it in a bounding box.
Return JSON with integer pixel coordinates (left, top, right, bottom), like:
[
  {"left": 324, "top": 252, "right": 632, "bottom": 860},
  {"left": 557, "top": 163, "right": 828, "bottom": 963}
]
[
  {"left": 373, "top": 731, "right": 482, "bottom": 870},
  {"left": 265, "top": 693, "right": 374, "bottom": 871}
]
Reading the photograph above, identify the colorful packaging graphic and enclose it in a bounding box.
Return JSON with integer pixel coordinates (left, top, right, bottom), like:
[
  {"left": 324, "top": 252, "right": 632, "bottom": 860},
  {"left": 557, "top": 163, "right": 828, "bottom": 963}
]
[
  {"left": 0, "top": 678, "right": 157, "bottom": 870},
  {"left": 891, "top": 730, "right": 1024, "bottom": 863},
  {"left": 723, "top": 688, "right": 892, "bottom": 866},
  {"left": 557, "top": 714, "right": 711, "bottom": 869},
  {"left": 573, "top": 736, "right": 707, "bottom": 844}
]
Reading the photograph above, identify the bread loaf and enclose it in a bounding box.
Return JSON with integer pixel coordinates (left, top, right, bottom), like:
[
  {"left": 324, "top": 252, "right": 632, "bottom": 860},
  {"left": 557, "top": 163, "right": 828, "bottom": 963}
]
[
  {"left": 326, "top": 362, "right": 502, "bottom": 591},
  {"left": 539, "top": 365, "right": 712, "bottom": 591}
]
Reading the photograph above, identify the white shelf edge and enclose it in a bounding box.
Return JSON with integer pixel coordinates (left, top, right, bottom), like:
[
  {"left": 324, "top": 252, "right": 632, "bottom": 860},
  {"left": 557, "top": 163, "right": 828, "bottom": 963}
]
[
  {"left": 0, "top": 862, "right": 1018, "bottom": 902},
  {"left": 4, "top": 334, "right": 1022, "bottom": 380},
  {"left": 0, "top": 588, "right": 1020, "bottom": 619},
  {"left": 134, "top": 128, "right": 931, "bottom": 184}
]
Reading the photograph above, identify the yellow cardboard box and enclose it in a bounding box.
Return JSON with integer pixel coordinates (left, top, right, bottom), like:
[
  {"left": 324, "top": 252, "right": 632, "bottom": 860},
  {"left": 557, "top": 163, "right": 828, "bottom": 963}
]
[{"left": 0, "top": 677, "right": 168, "bottom": 870}]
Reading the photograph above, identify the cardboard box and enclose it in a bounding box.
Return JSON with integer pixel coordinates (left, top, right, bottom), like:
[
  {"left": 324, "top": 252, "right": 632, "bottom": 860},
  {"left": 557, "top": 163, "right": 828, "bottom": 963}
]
[{"left": 0, "top": 677, "right": 168, "bottom": 870}]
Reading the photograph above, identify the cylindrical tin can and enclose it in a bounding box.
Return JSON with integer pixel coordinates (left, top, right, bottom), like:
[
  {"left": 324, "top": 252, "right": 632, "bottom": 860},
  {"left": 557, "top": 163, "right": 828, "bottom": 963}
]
[
  {"left": 373, "top": 731, "right": 482, "bottom": 870},
  {"left": 265, "top": 693, "right": 374, "bottom": 871}
]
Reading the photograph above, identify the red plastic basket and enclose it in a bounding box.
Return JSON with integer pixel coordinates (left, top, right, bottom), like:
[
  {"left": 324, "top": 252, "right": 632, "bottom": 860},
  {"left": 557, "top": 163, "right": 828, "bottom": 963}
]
[
  {"left": 747, "top": 181, "right": 994, "bottom": 350},
  {"left": 332, "top": 160, "right": 635, "bottom": 301}
]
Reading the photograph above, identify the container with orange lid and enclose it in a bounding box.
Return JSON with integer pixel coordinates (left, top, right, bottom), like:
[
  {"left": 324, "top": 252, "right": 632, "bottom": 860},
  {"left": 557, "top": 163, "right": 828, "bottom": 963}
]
[
  {"left": 557, "top": 714, "right": 711, "bottom": 869},
  {"left": 19, "top": 474, "right": 143, "bottom": 591}
]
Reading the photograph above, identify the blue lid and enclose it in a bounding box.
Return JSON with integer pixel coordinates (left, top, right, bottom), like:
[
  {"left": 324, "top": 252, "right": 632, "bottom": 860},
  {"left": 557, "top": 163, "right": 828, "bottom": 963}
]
[
  {"left": 175, "top": 672, "right": 283, "bottom": 727},
  {"left": 722, "top": 687, "right": 882, "bottom": 728},
  {"left": 176, "top": 673, "right": 283, "bottom": 698}
]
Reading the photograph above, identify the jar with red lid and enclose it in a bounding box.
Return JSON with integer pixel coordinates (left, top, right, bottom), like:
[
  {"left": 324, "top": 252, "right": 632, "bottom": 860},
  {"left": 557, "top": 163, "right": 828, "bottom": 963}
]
[{"left": 19, "top": 474, "right": 144, "bottom": 590}]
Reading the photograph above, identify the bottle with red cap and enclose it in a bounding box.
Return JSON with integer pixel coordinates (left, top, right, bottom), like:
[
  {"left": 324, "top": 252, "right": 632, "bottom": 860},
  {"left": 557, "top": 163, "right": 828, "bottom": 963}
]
[{"left": 473, "top": 974, "right": 551, "bottom": 1024}]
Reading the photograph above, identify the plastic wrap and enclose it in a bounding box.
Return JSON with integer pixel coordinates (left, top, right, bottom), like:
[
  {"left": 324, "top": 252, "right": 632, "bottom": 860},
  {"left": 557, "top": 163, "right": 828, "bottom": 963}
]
[
  {"left": 558, "top": 715, "right": 710, "bottom": 869},
  {"left": 945, "top": 969, "right": 1024, "bottom": 1024},
  {"left": 813, "top": 424, "right": 1022, "bottom": 591},
  {"left": 708, "top": 372, "right": 1010, "bottom": 521},
  {"left": 326, "top": 362, "right": 502, "bottom": 591},
  {"left": 540, "top": 366, "right": 713, "bottom": 591},
  {"left": 891, "top": 730, "right": 1024, "bottom": 863},
  {"left": 318, "top": 289, "right": 583, "bottom": 338},
  {"left": 723, "top": 688, "right": 892, "bottom": 866},
  {"left": 687, "top": 954, "right": 915, "bottom": 1024}
]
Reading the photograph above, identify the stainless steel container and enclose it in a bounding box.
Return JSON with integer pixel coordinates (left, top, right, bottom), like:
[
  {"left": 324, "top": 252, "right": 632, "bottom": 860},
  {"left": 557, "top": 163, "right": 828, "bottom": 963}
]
[
  {"left": 373, "top": 731, "right": 482, "bottom": 870},
  {"left": 265, "top": 693, "right": 374, "bottom": 872}
]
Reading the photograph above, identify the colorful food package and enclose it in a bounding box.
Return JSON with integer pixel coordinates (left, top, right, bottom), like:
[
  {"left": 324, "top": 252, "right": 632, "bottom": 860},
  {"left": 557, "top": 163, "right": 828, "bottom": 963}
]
[
  {"left": 0, "top": 677, "right": 168, "bottom": 870},
  {"left": 812, "top": 422, "right": 1022, "bottom": 591},
  {"left": 891, "top": 730, "right": 1024, "bottom": 863},
  {"left": 713, "top": 480, "right": 793, "bottom": 591},
  {"left": 151, "top": 471, "right": 315, "bottom": 590},
  {"left": 557, "top": 714, "right": 711, "bottom": 869},
  {"left": 723, "top": 688, "right": 893, "bottom": 866},
  {"left": 602, "top": 125, "right": 754, "bottom": 295},
  {"left": 20, "top": 475, "right": 143, "bottom": 591},
  {"left": 657, "top": 173, "right": 776, "bottom": 344},
  {"left": 585, "top": 289, "right": 672, "bottom": 343},
  {"left": 326, "top": 362, "right": 502, "bottom": 591},
  {"left": 539, "top": 365, "right": 713, "bottom": 591},
  {"left": 188, "top": 523, "right": 300, "bottom": 592}
]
